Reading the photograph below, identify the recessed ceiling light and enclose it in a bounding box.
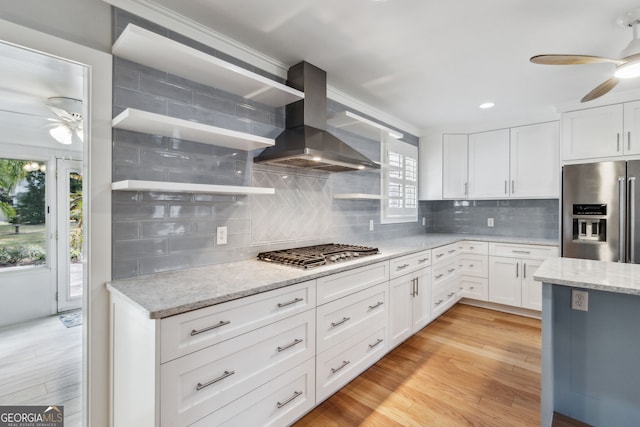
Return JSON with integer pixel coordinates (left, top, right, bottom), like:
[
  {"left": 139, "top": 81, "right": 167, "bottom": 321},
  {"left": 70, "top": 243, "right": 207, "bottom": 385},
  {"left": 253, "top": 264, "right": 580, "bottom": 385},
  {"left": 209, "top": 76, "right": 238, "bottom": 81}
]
[{"left": 479, "top": 102, "right": 495, "bottom": 109}]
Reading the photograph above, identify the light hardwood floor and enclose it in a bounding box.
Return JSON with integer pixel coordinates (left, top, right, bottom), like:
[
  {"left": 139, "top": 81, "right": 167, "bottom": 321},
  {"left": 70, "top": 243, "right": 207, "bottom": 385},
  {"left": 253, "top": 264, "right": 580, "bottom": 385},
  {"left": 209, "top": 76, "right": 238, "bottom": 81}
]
[
  {"left": 0, "top": 313, "right": 82, "bottom": 426},
  {"left": 296, "top": 304, "right": 543, "bottom": 426}
]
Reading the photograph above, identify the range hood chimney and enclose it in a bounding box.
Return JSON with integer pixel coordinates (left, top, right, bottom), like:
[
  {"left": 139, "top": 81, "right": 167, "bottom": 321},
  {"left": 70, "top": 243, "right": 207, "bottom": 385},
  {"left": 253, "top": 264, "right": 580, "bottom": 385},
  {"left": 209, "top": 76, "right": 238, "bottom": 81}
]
[{"left": 253, "top": 62, "right": 380, "bottom": 172}]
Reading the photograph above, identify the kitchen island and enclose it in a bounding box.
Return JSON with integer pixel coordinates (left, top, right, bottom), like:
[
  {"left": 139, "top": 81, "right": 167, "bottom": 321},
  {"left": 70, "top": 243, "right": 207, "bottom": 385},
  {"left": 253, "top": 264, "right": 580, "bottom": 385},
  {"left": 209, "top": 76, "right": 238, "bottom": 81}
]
[{"left": 534, "top": 257, "right": 640, "bottom": 427}]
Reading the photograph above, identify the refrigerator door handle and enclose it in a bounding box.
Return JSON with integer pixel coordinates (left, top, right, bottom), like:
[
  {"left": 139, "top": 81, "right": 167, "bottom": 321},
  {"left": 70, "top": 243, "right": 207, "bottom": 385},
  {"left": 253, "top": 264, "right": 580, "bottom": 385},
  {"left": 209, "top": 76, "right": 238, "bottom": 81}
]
[
  {"left": 630, "top": 176, "right": 636, "bottom": 263},
  {"left": 619, "top": 176, "right": 626, "bottom": 263}
]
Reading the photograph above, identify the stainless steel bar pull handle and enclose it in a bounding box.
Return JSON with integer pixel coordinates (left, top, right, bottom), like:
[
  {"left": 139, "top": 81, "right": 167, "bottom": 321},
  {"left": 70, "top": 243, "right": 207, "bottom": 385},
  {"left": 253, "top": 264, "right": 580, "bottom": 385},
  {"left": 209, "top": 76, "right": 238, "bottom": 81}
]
[
  {"left": 464, "top": 182, "right": 468, "bottom": 196},
  {"left": 191, "top": 320, "right": 230, "bottom": 336},
  {"left": 368, "top": 301, "right": 384, "bottom": 310},
  {"left": 277, "top": 390, "right": 303, "bottom": 409},
  {"left": 523, "top": 263, "right": 527, "bottom": 279},
  {"left": 396, "top": 263, "right": 410, "bottom": 270},
  {"left": 511, "top": 180, "right": 515, "bottom": 194},
  {"left": 504, "top": 180, "right": 508, "bottom": 194},
  {"left": 331, "top": 360, "right": 350, "bottom": 374},
  {"left": 277, "top": 297, "right": 303, "bottom": 308},
  {"left": 331, "top": 317, "right": 350, "bottom": 327},
  {"left": 435, "top": 273, "right": 444, "bottom": 279},
  {"left": 629, "top": 131, "right": 632, "bottom": 151},
  {"left": 620, "top": 176, "right": 626, "bottom": 263},
  {"left": 368, "top": 338, "right": 384, "bottom": 349},
  {"left": 630, "top": 177, "right": 636, "bottom": 263},
  {"left": 415, "top": 278, "right": 419, "bottom": 296},
  {"left": 418, "top": 258, "right": 429, "bottom": 263},
  {"left": 512, "top": 250, "right": 531, "bottom": 254},
  {"left": 196, "top": 370, "right": 235, "bottom": 391},
  {"left": 617, "top": 133, "right": 621, "bottom": 152},
  {"left": 277, "top": 338, "right": 303, "bottom": 352},
  {"left": 516, "top": 263, "right": 519, "bottom": 278}
]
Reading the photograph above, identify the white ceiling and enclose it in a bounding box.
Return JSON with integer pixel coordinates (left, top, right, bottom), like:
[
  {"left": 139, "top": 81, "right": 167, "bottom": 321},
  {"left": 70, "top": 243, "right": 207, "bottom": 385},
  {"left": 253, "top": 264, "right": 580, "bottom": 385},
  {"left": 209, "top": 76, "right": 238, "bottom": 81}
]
[
  {"left": 0, "top": 41, "right": 84, "bottom": 149},
  {"left": 147, "top": 0, "right": 640, "bottom": 132}
]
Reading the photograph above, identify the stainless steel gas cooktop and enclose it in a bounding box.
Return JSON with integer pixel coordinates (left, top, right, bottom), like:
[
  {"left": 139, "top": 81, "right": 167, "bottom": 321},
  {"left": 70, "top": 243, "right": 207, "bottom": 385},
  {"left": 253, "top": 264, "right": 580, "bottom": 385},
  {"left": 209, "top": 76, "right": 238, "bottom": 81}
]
[{"left": 257, "top": 243, "right": 379, "bottom": 269}]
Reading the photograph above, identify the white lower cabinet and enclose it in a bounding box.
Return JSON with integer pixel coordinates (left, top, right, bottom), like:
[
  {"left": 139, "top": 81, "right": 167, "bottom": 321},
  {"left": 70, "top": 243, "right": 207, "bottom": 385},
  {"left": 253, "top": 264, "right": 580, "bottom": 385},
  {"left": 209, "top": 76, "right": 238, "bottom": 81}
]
[
  {"left": 316, "top": 324, "right": 387, "bottom": 402},
  {"left": 191, "top": 356, "right": 316, "bottom": 427},
  {"left": 388, "top": 265, "right": 431, "bottom": 349},
  {"left": 488, "top": 243, "right": 558, "bottom": 310}
]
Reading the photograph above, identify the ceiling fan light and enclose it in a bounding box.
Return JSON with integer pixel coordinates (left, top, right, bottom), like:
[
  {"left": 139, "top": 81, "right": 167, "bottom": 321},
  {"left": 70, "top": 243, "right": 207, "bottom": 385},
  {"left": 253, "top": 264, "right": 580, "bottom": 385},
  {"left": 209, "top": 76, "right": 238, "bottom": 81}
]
[
  {"left": 615, "top": 61, "right": 640, "bottom": 78},
  {"left": 49, "top": 125, "right": 73, "bottom": 145}
]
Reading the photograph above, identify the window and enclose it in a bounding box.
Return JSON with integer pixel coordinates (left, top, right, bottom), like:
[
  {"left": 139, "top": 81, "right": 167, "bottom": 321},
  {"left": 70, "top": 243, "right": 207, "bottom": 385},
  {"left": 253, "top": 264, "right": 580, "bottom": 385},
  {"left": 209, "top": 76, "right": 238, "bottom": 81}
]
[
  {"left": 381, "top": 139, "right": 418, "bottom": 224},
  {"left": 0, "top": 158, "right": 48, "bottom": 270}
]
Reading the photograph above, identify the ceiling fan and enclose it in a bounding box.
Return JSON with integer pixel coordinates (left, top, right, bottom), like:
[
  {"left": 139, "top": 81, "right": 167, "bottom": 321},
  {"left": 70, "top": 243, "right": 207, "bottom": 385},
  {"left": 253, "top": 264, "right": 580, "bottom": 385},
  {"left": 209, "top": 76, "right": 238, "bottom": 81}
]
[
  {"left": 0, "top": 96, "right": 83, "bottom": 145},
  {"left": 46, "top": 96, "right": 83, "bottom": 145},
  {"left": 530, "top": 8, "right": 640, "bottom": 102}
]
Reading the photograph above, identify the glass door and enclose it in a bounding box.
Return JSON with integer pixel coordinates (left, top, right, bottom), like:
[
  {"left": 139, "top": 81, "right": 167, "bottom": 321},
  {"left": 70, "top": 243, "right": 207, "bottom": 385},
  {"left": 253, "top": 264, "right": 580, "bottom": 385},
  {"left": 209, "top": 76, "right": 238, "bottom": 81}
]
[{"left": 57, "top": 158, "right": 83, "bottom": 312}]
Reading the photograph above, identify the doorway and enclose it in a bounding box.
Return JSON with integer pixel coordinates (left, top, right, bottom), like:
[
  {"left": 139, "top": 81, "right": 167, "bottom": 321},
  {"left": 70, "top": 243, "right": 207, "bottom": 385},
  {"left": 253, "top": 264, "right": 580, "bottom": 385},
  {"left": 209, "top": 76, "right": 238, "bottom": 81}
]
[{"left": 57, "top": 159, "right": 83, "bottom": 312}]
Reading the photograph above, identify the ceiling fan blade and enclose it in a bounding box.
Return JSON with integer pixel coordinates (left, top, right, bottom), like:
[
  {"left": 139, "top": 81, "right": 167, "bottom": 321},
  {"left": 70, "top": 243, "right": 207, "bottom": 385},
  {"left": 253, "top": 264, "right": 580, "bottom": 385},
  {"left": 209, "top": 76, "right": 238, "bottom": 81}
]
[
  {"left": 530, "top": 54, "right": 622, "bottom": 65},
  {"left": 581, "top": 77, "right": 620, "bottom": 102}
]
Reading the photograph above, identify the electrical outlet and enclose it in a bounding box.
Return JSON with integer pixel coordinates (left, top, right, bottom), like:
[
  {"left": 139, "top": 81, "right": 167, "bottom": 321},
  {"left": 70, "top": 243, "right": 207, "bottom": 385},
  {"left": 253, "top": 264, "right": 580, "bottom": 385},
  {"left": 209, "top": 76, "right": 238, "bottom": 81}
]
[
  {"left": 487, "top": 218, "right": 494, "bottom": 227},
  {"left": 216, "top": 226, "right": 228, "bottom": 245},
  {"left": 369, "top": 219, "right": 374, "bottom": 231},
  {"left": 571, "top": 289, "right": 589, "bottom": 311},
  {"left": 422, "top": 217, "right": 426, "bottom": 226}
]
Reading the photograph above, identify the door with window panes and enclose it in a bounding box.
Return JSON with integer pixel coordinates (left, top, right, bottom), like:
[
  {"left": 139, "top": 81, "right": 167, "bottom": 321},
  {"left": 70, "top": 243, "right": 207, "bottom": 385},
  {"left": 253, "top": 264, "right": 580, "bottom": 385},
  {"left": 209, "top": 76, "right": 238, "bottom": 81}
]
[{"left": 382, "top": 138, "right": 418, "bottom": 224}]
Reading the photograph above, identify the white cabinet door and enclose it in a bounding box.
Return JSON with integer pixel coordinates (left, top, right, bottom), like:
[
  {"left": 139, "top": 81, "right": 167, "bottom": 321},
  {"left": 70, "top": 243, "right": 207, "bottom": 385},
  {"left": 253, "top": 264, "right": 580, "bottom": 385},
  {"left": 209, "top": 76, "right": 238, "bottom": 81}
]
[
  {"left": 388, "top": 275, "right": 413, "bottom": 349},
  {"left": 510, "top": 122, "right": 559, "bottom": 198},
  {"left": 488, "top": 256, "right": 521, "bottom": 307},
  {"left": 468, "top": 129, "right": 510, "bottom": 199},
  {"left": 562, "top": 104, "right": 623, "bottom": 160},
  {"left": 623, "top": 100, "right": 640, "bottom": 155},
  {"left": 411, "top": 268, "right": 431, "bottom": 332},
  {"left": 521, "top": 258, "right": 543, "bottom": 311},
  {"left": 442, "top": 134, "right": 468, "bottom": 199}
]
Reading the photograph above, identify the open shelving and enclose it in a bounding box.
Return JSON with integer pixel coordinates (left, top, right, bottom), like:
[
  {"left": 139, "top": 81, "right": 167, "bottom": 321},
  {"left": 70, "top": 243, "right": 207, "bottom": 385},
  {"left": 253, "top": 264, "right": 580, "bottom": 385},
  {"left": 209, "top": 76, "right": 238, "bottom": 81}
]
[
  {"left": 333, "top": 193, "right": 384, "bottom": 200},
  {"left": 328, "top": 111, "right": 403, "bottom": 141},
  {"left": 112, "top": 108, "right": 275, "bottom": 151},
  {"left": 111, "top": 180, "right": 275, "bottom": 195},
  {"left": 112, "top": 24, "right": 304, "bottom": 107}
]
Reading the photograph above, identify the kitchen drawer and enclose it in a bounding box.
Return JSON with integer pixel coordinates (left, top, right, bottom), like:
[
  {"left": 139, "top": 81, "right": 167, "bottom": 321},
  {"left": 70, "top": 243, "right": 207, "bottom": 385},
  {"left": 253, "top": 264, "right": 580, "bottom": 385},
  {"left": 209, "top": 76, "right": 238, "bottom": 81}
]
[
  {"left": 160, "top": 280, "right": 315, "bottom": 363},
  {"left": 160, "top": 310, "right": 315, "bottom": 427},
  {"left": 459, "top": 253, "right": 488, "bottom": 278},
  {"left": 316, "top": 282, "right": 387, "bottom": 353},
  {"left": 431, "top": 282, "right": 458, "bottom": 320},
  {"left": 431, "top": 260, "right": 461, "bottom": 288},
  {"left": 191, "top": 358, "right": 315, "bottom": 427},
  {"left": 389, "top": 250, "right": 431, "bottom": 278},
  {"left": 316, "top": 325, "right": 387, "bottom": 403},
  {"left": 460, "top": 276, "right": 488, "bottom": 301},
  {"left": 317, "top": 261, "right": 389, "bottom": 305},
  {"left": 489, "top": 242, "right": 558, "bottom": 259},
  {"left": 460, "top": 241, "right": 489, "bottom": 255},
  {"left": 432, "top": 242, "right": 461, "bottom": 265}
]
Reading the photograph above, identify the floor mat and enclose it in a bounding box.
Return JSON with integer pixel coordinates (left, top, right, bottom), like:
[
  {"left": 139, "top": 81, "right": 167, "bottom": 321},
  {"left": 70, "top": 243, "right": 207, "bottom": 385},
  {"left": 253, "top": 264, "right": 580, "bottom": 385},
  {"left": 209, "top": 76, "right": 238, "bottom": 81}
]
[{"left": 59, "top": 311, "right": 82, "bottom": 328}]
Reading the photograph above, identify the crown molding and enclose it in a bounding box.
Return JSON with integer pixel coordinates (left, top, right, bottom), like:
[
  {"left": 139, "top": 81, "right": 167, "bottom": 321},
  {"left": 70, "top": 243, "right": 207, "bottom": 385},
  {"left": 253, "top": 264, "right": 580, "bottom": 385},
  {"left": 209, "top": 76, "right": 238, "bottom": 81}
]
[{"left": 555, "top": 88, "right": 640, "bottom": 113}]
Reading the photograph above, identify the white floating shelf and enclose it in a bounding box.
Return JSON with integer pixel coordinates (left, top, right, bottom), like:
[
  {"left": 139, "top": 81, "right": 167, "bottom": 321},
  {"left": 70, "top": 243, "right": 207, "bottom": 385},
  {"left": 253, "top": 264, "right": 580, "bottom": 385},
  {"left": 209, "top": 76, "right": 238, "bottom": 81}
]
[
  {"left": 333, "top": 193, "right": 384, "bottom": 200},
  {"left": 328, "top": 111, "right": 403, "bottom": 140},
  {"left": 112, "top": 180, "right": 275, "bottom": 195},
  {"left": 112, "top": 24, "right": 304, "bottom": 107},
  {"left": 112, "top": 108, "right": 274, "bottom": 151}
]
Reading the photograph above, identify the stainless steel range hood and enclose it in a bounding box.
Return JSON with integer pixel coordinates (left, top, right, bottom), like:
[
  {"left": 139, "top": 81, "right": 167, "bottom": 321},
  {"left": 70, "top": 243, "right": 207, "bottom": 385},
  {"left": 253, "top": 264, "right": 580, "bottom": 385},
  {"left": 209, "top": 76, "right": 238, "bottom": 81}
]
[{"left": 254, "top": 62, "right": 380, "bottom": 172}]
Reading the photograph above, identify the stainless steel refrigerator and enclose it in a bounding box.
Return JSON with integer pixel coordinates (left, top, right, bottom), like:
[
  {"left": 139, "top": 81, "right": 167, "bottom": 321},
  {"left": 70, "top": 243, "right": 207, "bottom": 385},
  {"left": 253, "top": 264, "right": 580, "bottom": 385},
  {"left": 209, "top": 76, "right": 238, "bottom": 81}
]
[{"left": 562, "top": 161, "right": 640, "bottom": 263}]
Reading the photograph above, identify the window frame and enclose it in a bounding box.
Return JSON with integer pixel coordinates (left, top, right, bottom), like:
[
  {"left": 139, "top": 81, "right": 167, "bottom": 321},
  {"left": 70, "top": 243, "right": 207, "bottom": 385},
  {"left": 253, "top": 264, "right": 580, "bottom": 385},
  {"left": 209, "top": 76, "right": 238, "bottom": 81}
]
[{"left": 380, "top": 137, "right": 418, "bottom": 224}]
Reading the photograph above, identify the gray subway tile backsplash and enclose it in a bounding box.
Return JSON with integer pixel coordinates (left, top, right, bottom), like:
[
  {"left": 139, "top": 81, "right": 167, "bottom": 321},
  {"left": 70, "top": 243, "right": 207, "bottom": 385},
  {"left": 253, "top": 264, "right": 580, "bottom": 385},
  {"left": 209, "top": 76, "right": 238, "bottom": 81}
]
[{"left": 111, "top": 8, "right": 556, "bottom": 279}]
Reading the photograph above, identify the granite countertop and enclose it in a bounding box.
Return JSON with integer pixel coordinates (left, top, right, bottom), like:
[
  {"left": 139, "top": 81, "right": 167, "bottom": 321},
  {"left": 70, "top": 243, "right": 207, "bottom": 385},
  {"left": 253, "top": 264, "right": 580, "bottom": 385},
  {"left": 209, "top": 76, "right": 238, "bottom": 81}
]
[
  {"left": 534, "top": 257, "right": 640, "bottom": 296},
  {"left": 107, "top": 233, "right": 558, "bottom": 319}
]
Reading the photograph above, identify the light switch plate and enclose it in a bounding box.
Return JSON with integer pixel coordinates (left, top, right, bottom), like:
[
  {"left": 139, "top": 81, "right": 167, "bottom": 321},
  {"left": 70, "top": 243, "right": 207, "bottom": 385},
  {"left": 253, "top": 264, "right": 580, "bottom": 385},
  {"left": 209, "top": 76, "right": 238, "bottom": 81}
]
[{"left": 487, "top": 218, "right": 494, "bottom": 227}]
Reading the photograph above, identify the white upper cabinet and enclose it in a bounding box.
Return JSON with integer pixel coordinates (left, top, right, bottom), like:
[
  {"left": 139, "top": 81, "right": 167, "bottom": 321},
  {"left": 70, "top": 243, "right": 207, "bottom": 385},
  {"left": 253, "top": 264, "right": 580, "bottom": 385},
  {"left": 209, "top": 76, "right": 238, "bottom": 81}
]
[
  {"left": 468, "top": 129, "right": 510, "bottom": 199},
  {"left": 442, "top": 134, "right": 468, "bottom": 199},
  {"left": 510, "top": 122, "right": 559, "bottom": 198},
  {"left": 562, "top": 104, "right": 623, "bottom": 160}
]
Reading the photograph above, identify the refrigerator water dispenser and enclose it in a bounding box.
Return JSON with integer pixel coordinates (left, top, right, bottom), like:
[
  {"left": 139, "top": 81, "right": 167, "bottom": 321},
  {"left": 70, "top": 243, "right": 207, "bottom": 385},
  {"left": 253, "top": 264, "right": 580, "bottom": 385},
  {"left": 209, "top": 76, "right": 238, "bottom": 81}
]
[{"left": 572, "top": 204, "right": 607, "bottom": 242}]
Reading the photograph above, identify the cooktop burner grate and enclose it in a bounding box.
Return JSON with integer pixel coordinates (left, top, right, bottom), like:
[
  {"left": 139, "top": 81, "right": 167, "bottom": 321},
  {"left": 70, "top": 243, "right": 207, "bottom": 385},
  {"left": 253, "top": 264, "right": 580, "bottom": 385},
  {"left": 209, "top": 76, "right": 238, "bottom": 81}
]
[{"left": 257, "top": 243, "right": 379, "bottom": 269}]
